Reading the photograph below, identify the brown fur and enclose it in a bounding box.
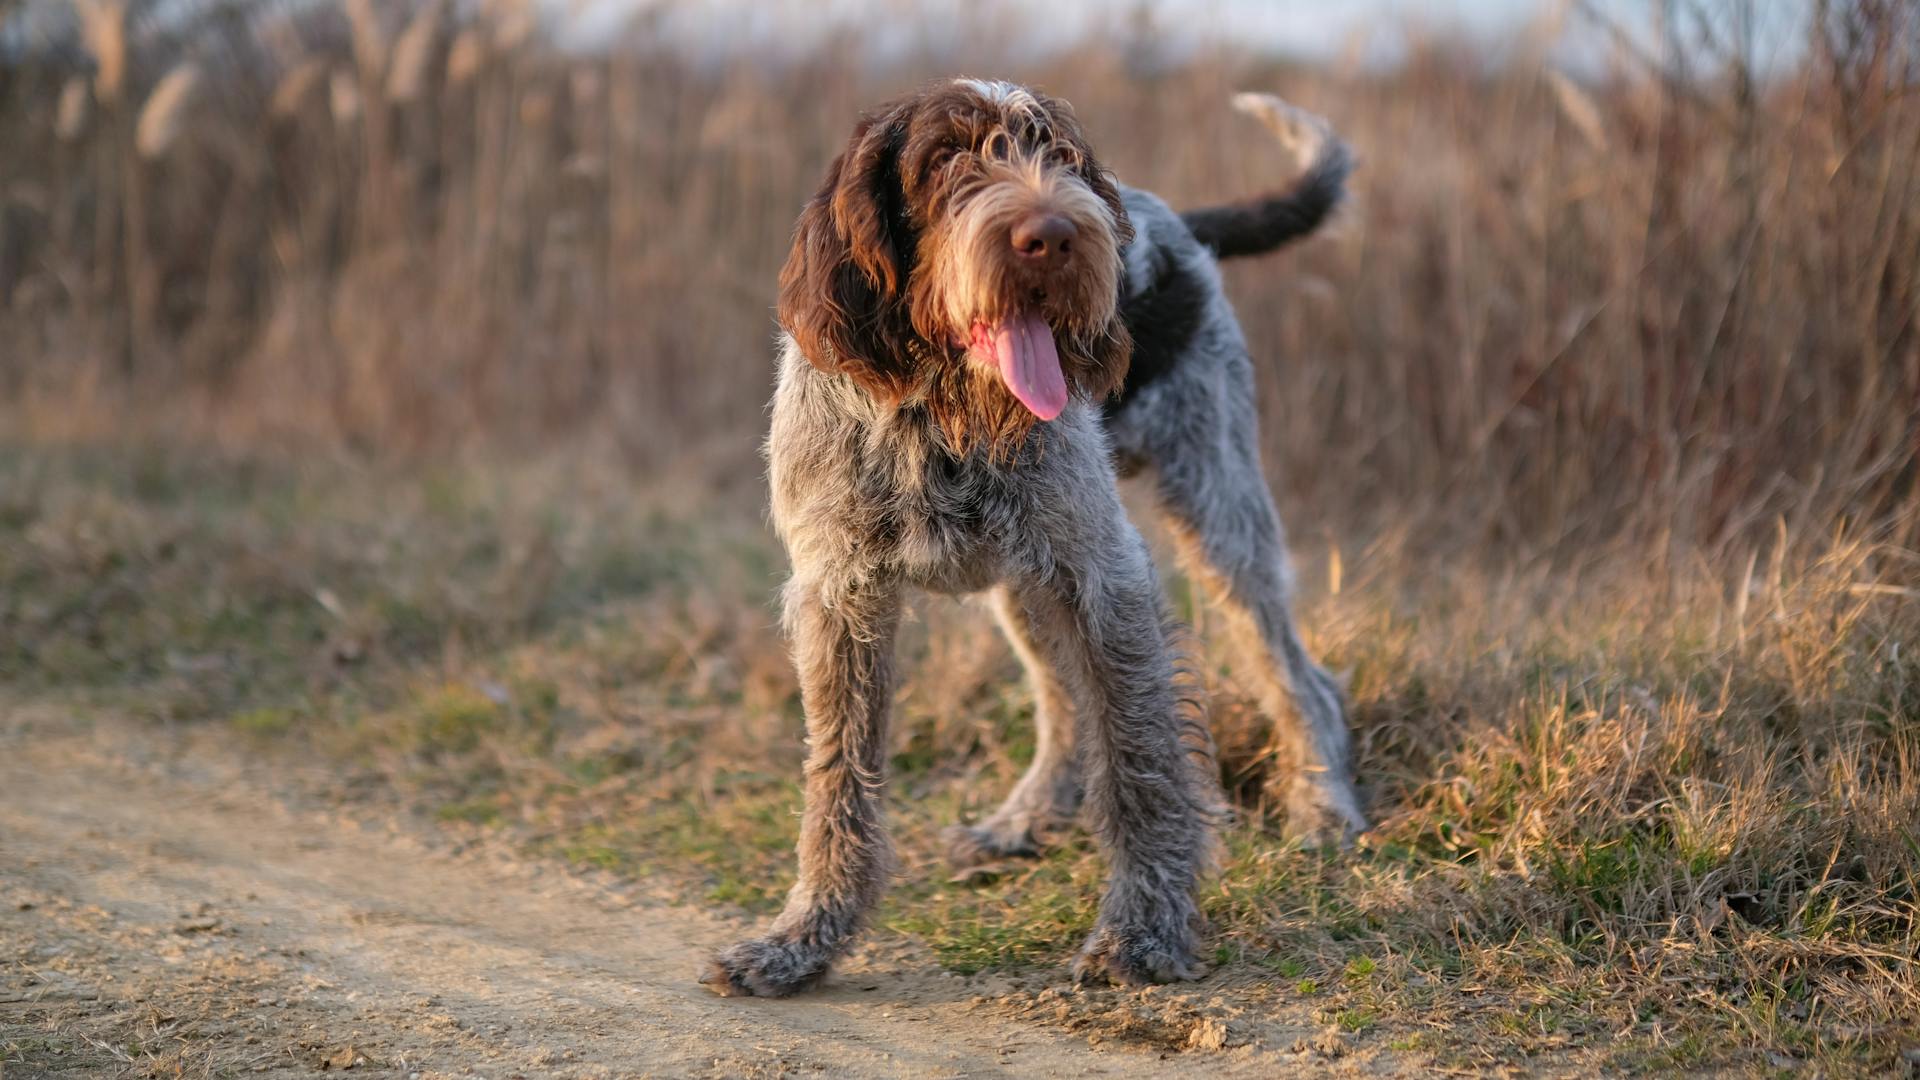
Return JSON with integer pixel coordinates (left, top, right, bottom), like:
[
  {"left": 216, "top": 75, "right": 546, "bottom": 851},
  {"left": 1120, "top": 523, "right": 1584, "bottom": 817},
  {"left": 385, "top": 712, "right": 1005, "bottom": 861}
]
[{"left": 776, "top": 81, "right": 1133, "bottom": 459}]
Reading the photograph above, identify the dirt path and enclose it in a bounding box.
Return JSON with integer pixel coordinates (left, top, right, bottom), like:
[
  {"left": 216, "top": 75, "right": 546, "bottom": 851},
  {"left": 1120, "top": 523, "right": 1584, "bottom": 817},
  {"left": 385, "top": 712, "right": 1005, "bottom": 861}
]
[{"left": 0, "top": 715, "right": 1378, "bottom": 1079}]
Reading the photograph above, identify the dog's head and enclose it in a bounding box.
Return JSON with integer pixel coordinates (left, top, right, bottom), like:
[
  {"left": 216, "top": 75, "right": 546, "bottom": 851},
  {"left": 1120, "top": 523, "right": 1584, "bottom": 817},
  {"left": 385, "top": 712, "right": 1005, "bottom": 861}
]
[{"left": 779, "top": 79, "right": 1134, "bottom": 456}]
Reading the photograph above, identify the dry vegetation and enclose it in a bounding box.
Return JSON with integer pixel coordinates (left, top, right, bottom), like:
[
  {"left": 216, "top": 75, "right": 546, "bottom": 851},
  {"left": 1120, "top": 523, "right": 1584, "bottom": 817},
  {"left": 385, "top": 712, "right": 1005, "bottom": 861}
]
[{"left": 3, "top": 0, "right": 1919, "bottom": 1075}]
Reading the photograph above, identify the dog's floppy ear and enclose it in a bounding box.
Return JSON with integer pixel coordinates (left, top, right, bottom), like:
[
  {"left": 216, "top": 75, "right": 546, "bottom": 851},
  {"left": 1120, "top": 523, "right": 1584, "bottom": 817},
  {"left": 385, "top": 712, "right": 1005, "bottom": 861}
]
[{"left": 778, "top": 104, "right": 921, "bottom": 403}]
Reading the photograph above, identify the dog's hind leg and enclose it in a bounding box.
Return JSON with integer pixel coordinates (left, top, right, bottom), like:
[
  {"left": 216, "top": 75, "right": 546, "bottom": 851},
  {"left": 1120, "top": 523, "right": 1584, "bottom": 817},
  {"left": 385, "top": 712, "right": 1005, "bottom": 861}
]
[
  {"left": 944, "top": 586, "right": 1084, "bottom": 867},
  {"left": 703, "top": 577, "right": 901, "bottom": 997},
  {"left": 1147, "top": 365, "right": 1366, "bottom": 846}
]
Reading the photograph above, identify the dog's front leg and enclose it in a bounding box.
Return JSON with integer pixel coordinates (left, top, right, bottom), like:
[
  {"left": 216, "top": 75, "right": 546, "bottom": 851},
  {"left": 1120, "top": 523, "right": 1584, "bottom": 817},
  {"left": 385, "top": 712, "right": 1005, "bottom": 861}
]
[
  {"left": 1010, "top": 539, "right": 1217, "bottom": 987},
  {"left": 702, "top": 577, "right": 902, "bottom": 997}
]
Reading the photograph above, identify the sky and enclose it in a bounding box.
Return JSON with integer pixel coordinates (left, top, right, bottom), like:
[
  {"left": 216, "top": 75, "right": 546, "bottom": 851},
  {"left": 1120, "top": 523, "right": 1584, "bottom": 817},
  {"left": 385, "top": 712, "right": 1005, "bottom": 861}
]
[
  {"left": 552, "top": 0, "right": 1810, "bottom": 74},
  {"left": 0, "top": 0, "right": 1812, "bottom": 75}
]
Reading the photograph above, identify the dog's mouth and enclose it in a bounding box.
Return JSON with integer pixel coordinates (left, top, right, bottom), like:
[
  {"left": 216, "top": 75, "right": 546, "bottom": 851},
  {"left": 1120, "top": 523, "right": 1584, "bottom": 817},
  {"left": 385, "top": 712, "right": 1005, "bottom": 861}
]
[{"left": 965, "top": 310, "right": 1068, "bottom": 421}]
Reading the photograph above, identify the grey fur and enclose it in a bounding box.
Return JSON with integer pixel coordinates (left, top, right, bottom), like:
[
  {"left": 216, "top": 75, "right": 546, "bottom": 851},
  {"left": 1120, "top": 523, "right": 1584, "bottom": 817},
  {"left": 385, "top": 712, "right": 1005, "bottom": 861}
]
[
  {"left": 702, "top": 87, "right": 1364, "bottom": 999},
  {"left": 1110, "top": 187, "right": 1367, "bottom": 840}
]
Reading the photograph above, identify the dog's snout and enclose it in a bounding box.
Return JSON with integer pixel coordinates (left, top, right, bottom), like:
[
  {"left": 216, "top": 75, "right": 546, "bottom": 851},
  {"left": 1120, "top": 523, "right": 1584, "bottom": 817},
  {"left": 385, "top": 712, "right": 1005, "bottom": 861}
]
[{"left": 1011, "top": 214, "right": 1076, "bottom": 265}]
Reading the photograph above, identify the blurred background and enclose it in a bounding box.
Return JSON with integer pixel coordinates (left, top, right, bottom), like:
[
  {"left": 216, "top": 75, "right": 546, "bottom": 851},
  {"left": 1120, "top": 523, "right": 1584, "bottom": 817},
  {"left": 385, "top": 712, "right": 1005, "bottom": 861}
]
[
  {"left": 5, "top": 5, "right": 1920, "bottom": 1067},
  {"left": 3, "top": 0, "right": 1913, "bottom": 555}
]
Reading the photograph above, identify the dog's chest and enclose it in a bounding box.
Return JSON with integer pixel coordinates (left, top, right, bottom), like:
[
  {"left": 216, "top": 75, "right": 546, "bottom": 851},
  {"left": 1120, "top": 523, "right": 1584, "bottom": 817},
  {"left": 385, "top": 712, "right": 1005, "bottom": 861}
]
[
  {"left": 769, "top": 369, "right": 1092, "bottom": 595},
  {"left": 846, "top": 450, "right": 1017, "bottom": 593}
]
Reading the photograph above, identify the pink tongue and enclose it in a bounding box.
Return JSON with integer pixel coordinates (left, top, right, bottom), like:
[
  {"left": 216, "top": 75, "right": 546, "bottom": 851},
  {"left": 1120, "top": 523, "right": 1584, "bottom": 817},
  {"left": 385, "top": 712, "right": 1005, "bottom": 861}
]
[{"left": 975, "top": 312, "right": 1069, "bottom": 420}]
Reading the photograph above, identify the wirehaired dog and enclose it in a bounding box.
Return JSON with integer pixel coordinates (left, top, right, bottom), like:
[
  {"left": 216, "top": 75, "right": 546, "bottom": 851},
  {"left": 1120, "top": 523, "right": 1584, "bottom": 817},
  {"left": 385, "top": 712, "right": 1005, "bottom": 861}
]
[{"left": 702, "top": 79, "right": 1364, "bottom": 998}]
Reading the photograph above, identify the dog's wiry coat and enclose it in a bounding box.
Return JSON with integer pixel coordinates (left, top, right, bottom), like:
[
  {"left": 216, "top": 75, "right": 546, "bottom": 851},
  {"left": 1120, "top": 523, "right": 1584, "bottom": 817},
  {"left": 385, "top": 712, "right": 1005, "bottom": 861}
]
[{"left": 704, "top": 80, "right": 1363, "bottom": 998}]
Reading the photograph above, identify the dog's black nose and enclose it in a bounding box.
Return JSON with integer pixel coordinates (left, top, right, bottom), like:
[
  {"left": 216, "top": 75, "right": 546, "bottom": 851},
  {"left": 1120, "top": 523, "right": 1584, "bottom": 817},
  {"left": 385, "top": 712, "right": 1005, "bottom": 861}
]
[{"left": 1011, "top": 214, "right": 1076, "bottom": 265}]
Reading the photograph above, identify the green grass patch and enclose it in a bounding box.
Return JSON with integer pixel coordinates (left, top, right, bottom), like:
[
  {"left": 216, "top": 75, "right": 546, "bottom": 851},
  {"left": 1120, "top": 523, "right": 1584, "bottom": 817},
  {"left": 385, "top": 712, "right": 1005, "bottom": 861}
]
[
  {"left": 231, "top": 706, "right": 298, "bottom": 736},
  {"left": 1336, "top": 1008, "right": 1378, "bottom": 1034},
  {"left": 882, "top": 840, "right": 1107, "bottom": 974},
  {"left": 436, "top": 798, "right": 504, "bottom": 825}
]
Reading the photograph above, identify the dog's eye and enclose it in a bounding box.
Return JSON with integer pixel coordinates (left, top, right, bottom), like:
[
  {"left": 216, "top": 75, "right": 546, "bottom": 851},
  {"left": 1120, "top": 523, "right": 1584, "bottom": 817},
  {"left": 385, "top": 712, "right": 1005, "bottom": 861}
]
[{"left": 927, "top": 141, "right": 964, "bottom": 172}]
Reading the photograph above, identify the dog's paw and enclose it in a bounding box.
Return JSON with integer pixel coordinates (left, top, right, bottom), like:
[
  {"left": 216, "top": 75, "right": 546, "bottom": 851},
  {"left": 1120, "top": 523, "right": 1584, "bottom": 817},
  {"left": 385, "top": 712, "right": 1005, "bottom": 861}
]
[
  {"left": 1280, "top": 774, "right": 1368, "bottom": 851},
  {"left": 941, "top": 823, "right": 1042, "bottom": 868},
  {"left": 699, "top": 936, "right": 830, "bottom": 999},
  {"left": 1071, "top": 921, "right": 1203, "bottom": 988}
]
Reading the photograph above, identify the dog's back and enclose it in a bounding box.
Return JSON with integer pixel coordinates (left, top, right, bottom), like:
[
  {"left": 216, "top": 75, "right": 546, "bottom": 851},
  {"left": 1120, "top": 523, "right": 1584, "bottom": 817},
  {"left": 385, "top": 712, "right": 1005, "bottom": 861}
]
[{"left": 1106, "top": 94, "right": 1350, "bottom": 423}]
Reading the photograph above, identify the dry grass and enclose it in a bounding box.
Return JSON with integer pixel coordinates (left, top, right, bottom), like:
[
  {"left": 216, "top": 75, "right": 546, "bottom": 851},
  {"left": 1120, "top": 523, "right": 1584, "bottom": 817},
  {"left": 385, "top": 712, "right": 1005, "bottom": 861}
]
[
  {"left": 3, "top": 442, "right": 1915, "bottom": 1073},
  {"left": 2, "top": 0, "right": 1919, "bottom": 1074}
]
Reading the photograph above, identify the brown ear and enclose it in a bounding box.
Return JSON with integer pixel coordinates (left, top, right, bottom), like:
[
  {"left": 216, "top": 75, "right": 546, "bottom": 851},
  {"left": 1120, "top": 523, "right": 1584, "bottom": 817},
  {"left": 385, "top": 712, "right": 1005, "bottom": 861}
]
[{"left": 777, "top": 105, "right": 922, "bottom": 403}]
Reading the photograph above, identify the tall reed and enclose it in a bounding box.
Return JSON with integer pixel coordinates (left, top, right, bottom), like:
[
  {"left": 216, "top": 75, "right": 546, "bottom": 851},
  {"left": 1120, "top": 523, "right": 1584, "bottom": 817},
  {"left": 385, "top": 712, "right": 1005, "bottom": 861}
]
[{"left": 0, "top": 0, "right": 1914, "bottom": 560}]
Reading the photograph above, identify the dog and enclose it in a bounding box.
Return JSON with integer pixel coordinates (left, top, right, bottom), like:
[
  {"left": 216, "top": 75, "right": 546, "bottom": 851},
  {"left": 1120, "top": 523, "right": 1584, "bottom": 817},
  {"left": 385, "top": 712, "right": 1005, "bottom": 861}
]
[{"left": 701, "top": 79, "right": 1364, "bottom": 998}]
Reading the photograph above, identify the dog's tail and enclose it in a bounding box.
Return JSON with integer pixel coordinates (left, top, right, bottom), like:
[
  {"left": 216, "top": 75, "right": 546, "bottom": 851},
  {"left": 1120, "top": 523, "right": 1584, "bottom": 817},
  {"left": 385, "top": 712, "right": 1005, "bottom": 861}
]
[{"left": 1180, "top": 93, "right": 1351, "bottom": 260}]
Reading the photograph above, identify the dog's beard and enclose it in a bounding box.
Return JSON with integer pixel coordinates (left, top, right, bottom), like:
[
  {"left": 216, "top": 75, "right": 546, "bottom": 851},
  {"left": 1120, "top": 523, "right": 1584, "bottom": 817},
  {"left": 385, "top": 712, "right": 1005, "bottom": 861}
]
[
  {"left": 905, "top": 325, "right": 1129, "bottom": 462},
  {"left": 910, "top": 156, "right": 1125, "bottom": 435}
]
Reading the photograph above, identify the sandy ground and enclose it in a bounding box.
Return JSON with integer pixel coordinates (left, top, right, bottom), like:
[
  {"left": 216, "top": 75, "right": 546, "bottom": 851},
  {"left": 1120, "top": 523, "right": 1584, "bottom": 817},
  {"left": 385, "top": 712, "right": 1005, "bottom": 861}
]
[{"left": 0, "top": 710, "right": 1426, "bottom": 1079}]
